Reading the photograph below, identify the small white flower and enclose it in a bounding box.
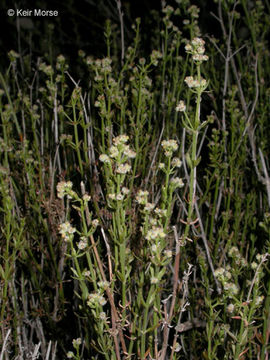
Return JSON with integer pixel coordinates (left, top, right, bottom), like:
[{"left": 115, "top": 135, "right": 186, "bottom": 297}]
[
  {"left": 87, "top": 293, "right": 107, "bottom": 307},
  {"left": 224, "top": 282, "right": 239, "bottom": 296},
  {"left": 227, "top": 303, "right": 235, "bottom": 314},
  {"left": 197, "top": 45, "right": 205, "bottom": 54},
  {"left": 151, "top": 244, "right": 158, "bottom": 253},
  {"left": 78, "top": 237, "right": 88, "bottom": 250},
  {"left": 185, "top": 43, "right": 192, "bottom": 52},
  {"left": 172, "top": 157, "right": 182, "bottom": 168},
  {"left": 98, "top": 280, "right": 110, "bottom": 289},
  {"left": 161, "top": 139, "right": 178, "bottom": 152},
  {"left": 121, "top": 187, "right": 130, "bottom": 195},
  {"left": 184, "top": 76, "right": 207, "bottom": 89},
  {"left": 146, "top": 226, "right": 166, "bottom": 241},
  {"left": 255, "top": 295, "right": 264, "bottom": 306},
  {"left": 164, "top": 250, "right": 173, "bottom": 258},
  {"left": 99, "top": 312, "right": 107, "bottom": 321},
  {"left": 256, "top": 253, "right": 263, "bottom": 262},
  {"left": 158, "top": 163, "right": 165, "bottom": 170},
  {"left": 191, "top": 37, "right": 205, "bottom": 47},
  {"left": 149, "top": 217, "right": 158, "bottom": 226},
  {"left": 136, "top": 190, "right": 149, "bottom": 205},
  {"left": 99, "top": 154, "right": 110, "bottom": 163},
  {"left": 192, "top": 54, "right": 208, "bottom": 62},
  {"left": 57, "top": 181, "right": 73, "bottom": 199},
  {"left": 59, "top": 221, "right": 76, "bottom": 241},
  {"left": 151, "top": 277, "right": 159, "bottom": 284},
  {"left": 92, "top": 219, "right": 99, "bottom": 228},
  {"left": 188, "top": 5, "right": 200, "bottom": 18},
  {"left": 170, "top": 177, "right": 184, "bottom": 188},
  {"left": 109, "top": 146, "right": 119, "bottom": 159},
  {"left": 214, "top": 267, "right": 225, "bottom": 278},
  {"left": 154, "top": 208, "right": 167, "bottom": 217},
  {"left": 144, "top": 202, "right": 155, "bottom": 212},
  {"left": 116, "top": 163, "right": 131, "bottom": 174},
  {"left": 184, "top": 76, "right": 195, "bottom": 88},
  {"left": 83, "top": 194, "right": 91, "bottom": 202},
  {"left": 116, "top": 193, "right": 124, "bottom": 201},
  {"left": 113, "top": 134, "right": 129, "bottom": 145},
  {"left": 161, "top": 140, "right": 178, "bottom": 157},
  {"left": 98, "top": 295, "right": 107, "bottom": 306},
  {"left": 124, "top": 148, "right": 136, "bottom": 159},
  {"left": 176, "top": 100, "right": 186, "bottom": 112},
  {"left": 108, "top": 193, "right": 116, "bottom": 200},
  {"left": 72, "top": 338, "right": 82, "bottom": 347},
  {"left": 83, "top": 270, "right": 91, "bottom": 277},
  {"left": 251, "top": 262, "right": 257, "bottom": 270}
]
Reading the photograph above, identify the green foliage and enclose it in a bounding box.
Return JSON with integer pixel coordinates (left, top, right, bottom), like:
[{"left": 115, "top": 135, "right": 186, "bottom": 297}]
[{"left": 1, "top": 0, "right": 270, "bottom": 359}]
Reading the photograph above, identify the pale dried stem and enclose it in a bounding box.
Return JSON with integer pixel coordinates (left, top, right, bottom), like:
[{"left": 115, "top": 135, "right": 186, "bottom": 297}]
[
  {"left": 194, "top": 202, "right": 222, "bottom": 294},
  {"left": 115, "top": 0, "right": 125, "bottom": 66}
]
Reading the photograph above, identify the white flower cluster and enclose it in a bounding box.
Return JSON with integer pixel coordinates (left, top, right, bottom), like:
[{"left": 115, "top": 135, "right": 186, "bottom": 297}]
[
  {"left": 39, "top": 62, "right": 54, "bottom": 76},
  {"left": 98, "top": 280, "right": 110, "bottom": 290},
  {"left": 136, "top": 190, "right": 149, "bottom": 205},
  {"left": 56, "top": 181, "right": 73, "bottom": 199},
  {"left": 72, "top": 338, "right": 82, "bottom": 347},
  {"left": 184, "top": 76, "right": 207, "bottom": 89},
  {"left": 116, "top": 163, "right": 132, "bottom": 174},
  {"left": 83, "top": 269, "right": 91, "bottom": 277},
  {"left": 223, "top": 282, "right": 239, "bottom": 296},
  {"left": 146, "top": 226, "right": 166, "bottom": 241},
  {"left": 214, "top": 266, "right": 239, "bottom": 298},
  {"left": 113, "top": 134, "right": 129, "bottom": 145},
  {"left": 108, "top": 187, "right": 130, "bottom": 202},
  {"left": 87, "top": 57, "right": 112, "bottom": 74},
  {"left": 99, "top": 154, "right": 110, "bottom": 163},
  {"left": 158, "top": 163, "right": 165, "bottom": 170},
  {"left": 77, "top": 236, "right": 88, "bottom": 250},
  {"left": 87, "top": 292, "right": 107, "bottom": 308},
  {"left": 226, "top": 303, "right": 235, "bottom": 314},
  {"left": 99, "top": 135, "right": 136, "bottom": 169},
  {"left": 162, "top": 5, "right": 174, "bottom": 16},
  {"left": 251, "top": 253, "right": 267, "bottom": 272},
  {"left": 255, "top": 295, "right": 265, "bottom": 306},
  {"left": 150, "top": 49, "right": 163, "bottom": 66},
  {"left": 175, "top": 100, "right": 186, "bottom": 112},
  {"left": 92, "top": 219, "right": 99, "bottom": 228},
  {"left": 172, "top": 157, "right": 182, "bottom": 168},
  {"left": 187, "top": 5, "right": 200, "bottom": 18},
  {"left": 56, "top": 54, "right": 68, "bottom": 71},
  {"left": 99, "top": 312, "right": 107, "bottom": 321},
  {"left": 161, "top": 139, "right": 179, "bottom": 157},
  {"left": 170, "top": 177, "right": 184, "bottom": 189},
  {"left": 94, "top": 94, "right": 105, "bottom": 108},
  {"left": 59, "top": 221, "right": 76, "bottom": 241},
  {"left": 164, "top": 249, "right": 173, "bottom": 258},
  {"left": 144, "top": 202, "right": 155, "bottom": 212},
  {"left": 185, "top": 37, "right": 208, "bottom": 62},
  {"left": 228, "top": 246, "right": 247, "bottom": 267},
  {"left": 214, "top": 266, "right": 231, "bottom": 281},
  {"left": 83, "top": 194, "right": 91, "bottom": 202},
  {"left": 151, "top": 277, "right": 159, "bottom": 284}
]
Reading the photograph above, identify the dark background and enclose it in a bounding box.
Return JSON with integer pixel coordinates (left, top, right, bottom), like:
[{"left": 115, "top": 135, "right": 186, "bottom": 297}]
[{"left": 0, "top": 0, "right": 217, "bottom": 71}]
